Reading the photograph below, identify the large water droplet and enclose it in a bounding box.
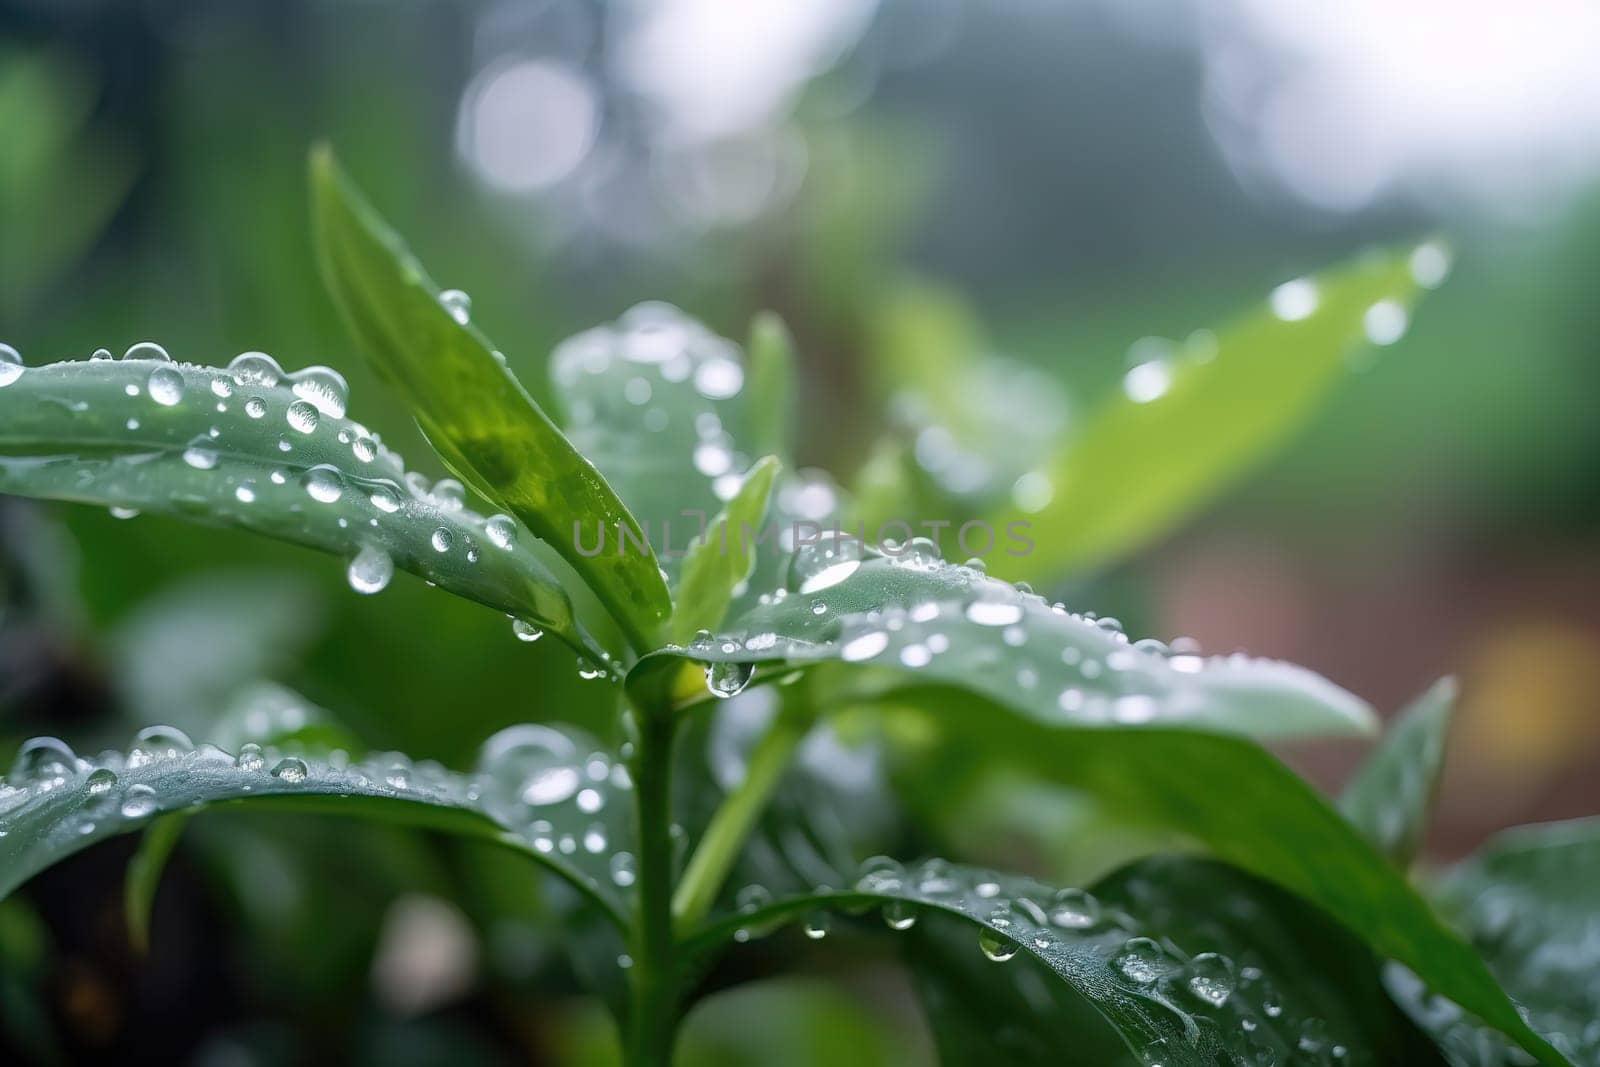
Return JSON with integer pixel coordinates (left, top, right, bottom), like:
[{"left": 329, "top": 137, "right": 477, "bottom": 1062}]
[
  {"left": 1185, "top": 952, "right": 1234, "bottom": 1007},
  {"left": 610, "top": 852, "right": 637, "bottom": 887},
  {"left": 271, "top": 757, "right": 309, "bottom": 783},
  {"left": 303, "top": 465, "right": 344, "bottom": 503},
  {"left": 440, "top": 289, "right": 472, "bottom": 324},
  {"left": 979, "top": 929, "right": 1018, "bottom": 962},
  {"left": 86, "top": 767, "right": 119, "bottom": 795},
  {"left": 228, "top": 351, "right": 283, "bottom": 388},
  {"left": 704, "top": 660, "right": 754, "bottom": 699},
  {"left": 244, "top": 396, "right": 268, "bottom": 419},
  {"left": 1115, "top": 938, "right": 1166, "bottom": 985},
  {"left": 485, "top": 515, "right": 517, "bottom": 549},
  {"left": 348, "top": 544, "right": 394, "bottom": 594},
  {"left": 289, "top": 366, "right": 349, "bottom": 418},
  {"left": 0, "top": 344, "right": 23, "bottom": 388},
  {"left": 236, "top": 743, "right": 266, "bottom": 772},
  {"left": 883, "top": 901, "right": 918, "bottom": 931},
  {"left": 1049, "top": 888, "right": 1102, "bottom": 929},
  {"left": 120, "top": 784, "right": 159, "bottom": 819},
  {"left": 478, "top": 724, "right": 581, "bottom": 807},
  {"left": 8, "top": 736, "right": 79, "bottom": 783},
  {"left": 839, "top": 630, "right": 889, "bottom": 662},
  {"left": 430, "top": 527, "right": 454, "bottom": 553},
  {"left": 966, "top": 598, "right": 1023, "bottom": 627},
  {"left": 123, "top": 341, "right": 172, "bottom": 362},
  {"left": 1270, "top": 278, "right": 1318, "bottom": 321},
  {"left": 286, "top": 400, "right": 320, "bottom": 434},
  {"left": 511, "top": 619, "right": 543, "bottom": 643},
  {"left": 147, "top": 366, "right": 185, "bottom": 406},
  {"left": 736, "top": 884, "right": 772, "bottom": 913},
  {"left": 802, "top": 911, "right": 830, "bottom": 940},
  {"left": 134, "top": 724, "right": 194, "bottom": 758}
]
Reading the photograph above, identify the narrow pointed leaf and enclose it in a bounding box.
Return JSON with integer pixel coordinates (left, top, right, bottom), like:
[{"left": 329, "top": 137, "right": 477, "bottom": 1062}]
[
  {"left": 309, "top": 146, "right": 669, "bottom": 650},
  {"left": 1387, "top": 818, "right": 1600, "bottom": 1066},
  {"left": 0, "top": 357, "right": 594, "bottom": 659},
  {"left": 0, "top": 726, "right": 637, "bottom": 924},
  {"left": 689, "top": 857, "right": 1442, "bottom": 1066},
  {"left": 742, "top": 312, "right": 796, "bottom": 462},
  {"left": 1340, "top": 677, "right": 1455, "bottom": 866},
  {"left": 989, "top": 245, "right": 1440, "bottom": 579},
  {"left": 123, "top": 813, "right": 186, "bottom": 954},
  {"left": 668, "top": 456, "right": 780, "bottom": 645}
]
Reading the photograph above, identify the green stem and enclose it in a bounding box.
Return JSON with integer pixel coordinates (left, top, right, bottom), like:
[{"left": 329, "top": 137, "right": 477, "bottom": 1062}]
[
  {"left": 671, "top": 694, "right": 814, "bottom": 933},
  {"left": 626, "top": 706, "right": 681, "bottom": 1065}
]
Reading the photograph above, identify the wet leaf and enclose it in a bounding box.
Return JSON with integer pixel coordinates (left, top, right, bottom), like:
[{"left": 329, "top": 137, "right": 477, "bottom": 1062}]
[
  {"left": 632, "top": 546, "right": 1375, "bottom": 740},
  {"left": 1340, "top": 677, "right": 1455, "bottom": 866},
  {"left": 0, "top": 724, "right": 637, "bottom": 924},
  {"left": 0, "top": 356, "right": 596, "bottom": 661},
  {"left": 688, "top": 857, "right": 1442, "bottom": 1066},
  {"left": 309, "top": 146, "right": 669, "bottom": 651},
  {"left": 1387, "top": 818, "right": 1600, "bottom": 1067},
  {"left": 669, "top": 456, "right": 780, "bottom": 645},
  {"left": 989, "top": 245, "right": 1438, "bottom": 579}
]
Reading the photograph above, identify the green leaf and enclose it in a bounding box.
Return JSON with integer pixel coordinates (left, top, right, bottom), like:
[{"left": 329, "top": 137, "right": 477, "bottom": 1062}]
[
  {"left": 741, "top": 313, "right": 796, "bottom": 463},
  {"left": 1340, "top": 677, "right": 1455, "bottom": 866},
  {"left": 548, "top": 302, "right": 760, "bottom": 566},
  {"left": 905, "top": 855, "right": 1446, "bottom": 1065},
  {"left": 1387, "top": 818, "right": 1600, "bottom": 1066},
  {"left": 988, "top": 245, "right": 1438, "bottom": 579},
  {"left": 123, "top": 813, "right": 187, "bottom": 954},
  {"left": 308, "top": 145, "right": 669, "bottom": 652},
  {"left": 0, "top": 356, "right": 597, "bottom": 661},
  {"left": 0, "top": 724, "right": 637, "bottom": 925},
  {"left": 668, "top": 456, "right": 781, "bottom": 646},
  {"left": 688, "top": 856, "right": 1442, "bottom": 1066},
  {"left": 632, "top": 547, "right": 1376, "bottom": 741}
]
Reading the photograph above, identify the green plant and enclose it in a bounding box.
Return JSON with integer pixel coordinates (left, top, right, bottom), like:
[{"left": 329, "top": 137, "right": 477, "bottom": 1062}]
[{"left": 0, "top": 147, "right": 1592, "bottom": 1066}]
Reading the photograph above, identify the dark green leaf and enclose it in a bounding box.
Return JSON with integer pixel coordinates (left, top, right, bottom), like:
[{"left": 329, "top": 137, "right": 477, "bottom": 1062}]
[
  {"left": 1387, "top": 818, "right": 1600, "bottom": 1066},
  {"left": 989, "top": 246, "right": 1437, "bottom": 579},
  {"left": 0, "top": 724, "right": 637, "bottom": 925},
  {"left": 669, "top": 456, "right": 780, "bottom": 646},
  {"left": 689, "top": 857, "right": 1441, "bottom": 1066},
  {"left": 123, "top": 813, "right": 187, "bottom": 954},
  {"left": 1340, "top": 677, "right": 1455, "bottom": 866},
  {"left": 0, "top": 356, "right": 596, "bottom": 661},
  {"left": 309, "top": 146, "right": 669, "bottom": 651}
]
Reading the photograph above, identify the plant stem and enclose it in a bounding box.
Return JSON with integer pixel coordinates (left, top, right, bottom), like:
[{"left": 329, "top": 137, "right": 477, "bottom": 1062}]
[
  {"left": 626, "top": 705, "right": 681, "bottom": 1065},
  {"left": 671, "top": 692, "right": 814, "bottom": 932}
]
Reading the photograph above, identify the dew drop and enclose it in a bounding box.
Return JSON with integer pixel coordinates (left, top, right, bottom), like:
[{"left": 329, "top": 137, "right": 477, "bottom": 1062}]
[
  {"left": 610, "top": 852, "right": 637, "bottom": 888},
  {"left": 270, "top": 757, "right": 309, "bottom": 783},
  {"left": 120, "top": 784, "right": 159, "bottom": 819},
  {"left": 8, "top": 736, "right": 79, "bottom": 783},
  {"left": 736, "top": 884, "right": 772, "bottom": 913},
  {"left": 511, "top": 619, "right": 544, "bottom": 642},
  {"left": 440, "top": 289, "right": 472, "bottom": 324},
  {"left": 478, "top": 724, "right": 581, "bottom": 807},
  {"left": 370, "top": 487, "right": 402, "bottom": 513},
  {"left": 979, "top": 928, "right": 1018, "bottom": 962},
  {"left": 802, "top": 911, "right": 830, "bottom": 940},
  {"left": 347, "top": 544, "right": 394, "bottom": 594},
  {"left": 244, "top": 396, "right": 268, "bottom": 419},
  {"left": 303, "top": 465, "right": 344, "bottom": 503},
  {"left": 704, "top": 660, "right": 754, "bottom": 699},
  {"left": 146, "top": 366, "right": 184, "bottom": 406},
  {"left": 289, "top": 366, "right": 349, "bottom": 418},
  {"left": 86, "top": 767, "right": 119, "bottom": 795},
  {"left": 485, "top": 514, "right": 517, "bottom": 549},
  {"left": 109, "top": 506, "right": 140, "bottom": 520},
  {"left": 1185, "top": 952, "right": 1234, "bottom": 1007},
  {"left": 883, "top": 901, "right": 918, "bottom": 931},
  {"left": 236, "top": 743, "right": 266, "bottom": 772},
  {"left": 431, "top": 527, "right": 454, "bottom": 553},
  {"left": 840, "top": 630, "right": 890, "bottom": 662},
  {"left": 0, "top": 344, "right": 24, "bottom": 388},
  {"left": 966, "top": 599, "right": 1023, "bottom": 627},
  {"left": 210, "top": 377, "right": 234, "bottom": 398},
  {"left": 1049, "top": 888, "right": 1102, "bottom": 929},
  {"left": 123, "top": 341, "right": 172, "bottom": 362},
  {"left": 1270, "top": 278, "right": 1319, "bottom": 321},
  {"left": 229, "top": 351, "right": 283, "bottom": 388},
  {"left": 286, "top": 400, "right": 320, "bottom": 434},
  {"left": 1114, "top": 938, "right": 1166, "bottom": 985},
  {"left": 1363, "top": 299, "right": 1409, "bottom": 346}
]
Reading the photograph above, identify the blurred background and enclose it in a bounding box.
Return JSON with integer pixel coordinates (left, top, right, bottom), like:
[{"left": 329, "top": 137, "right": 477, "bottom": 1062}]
[{"left": 2, "top": 0, "right": 1598, "bottom": 1063}]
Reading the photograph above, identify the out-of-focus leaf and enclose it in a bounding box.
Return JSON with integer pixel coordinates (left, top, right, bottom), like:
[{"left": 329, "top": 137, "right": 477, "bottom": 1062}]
[
  {"left": 207, "top": 681, "right": 358, "bottom": 755},
  {"left": 123, "top": 812, "right": 187, "bottom": 954},
  {"left": 107, "top": 571, "right": 323, "bottom": 736},
  {"left": 1387, "top": 818, "right": 1600, "bottom": 1067},
  {"left": 0, "top": 50, "right": 136, "bottom": 319},
  {"left": 865, "top": 280, "right": 1070, "bottom": 519},
  {"left": 741, "top": 313, "right": 796, "bottom": 463},
  {"left": 1340, "top": 677, "right": 1455, "bottom": 866},
  {"left": 669, "top": 457, "right": 780, "bottom": 645},
  {"left": 548, "top": 303, "right": 760, "bottom": 572},
  {"left": 989, "top": 246, "right": 1437, "bottom": 579},
  {"left": 0, "top": 356, "right": 595, "bottom": 661},
  {"left": 687, "top": 858, "right": 1440, "bottom": 1066},
  {"left": 0, "top": 724, "right": 637, "bottom": 924},
  {"left": 632, "top": 544, "right": 1375, "bottom": 741},
  {"left": 309, "top": 146, "right": 669, "bottom": 652}
]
